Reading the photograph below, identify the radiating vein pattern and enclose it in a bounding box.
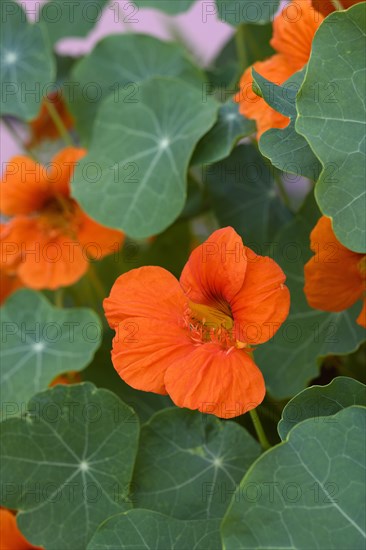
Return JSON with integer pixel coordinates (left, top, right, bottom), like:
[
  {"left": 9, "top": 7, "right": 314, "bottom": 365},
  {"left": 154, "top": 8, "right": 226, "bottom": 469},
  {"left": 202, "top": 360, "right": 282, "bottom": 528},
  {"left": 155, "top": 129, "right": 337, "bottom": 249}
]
[{"left": 0, "top": 383, "right": 140, "bottom": 550}]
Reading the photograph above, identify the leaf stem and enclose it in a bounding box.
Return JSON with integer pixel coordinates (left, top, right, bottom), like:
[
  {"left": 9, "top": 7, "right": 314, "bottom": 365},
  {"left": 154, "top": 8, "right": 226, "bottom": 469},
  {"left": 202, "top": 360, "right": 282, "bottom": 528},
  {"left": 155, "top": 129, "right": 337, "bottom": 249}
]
[
  {"left": 331, "top": 0, "right": 344, "bottom": 10},
  {"left": 273, "top": 170, "right": 292, "bottom": 210},
  {"left": 249, "top": 408, "right": 271, "bottom": 451},
  {"left": 235, "top": 23, "right": 248, "bottom": 74},
  {"left": 250, "top": 138, "right": 293, "bottom": 212},
  {"left": 44, "top": 97, "right": 74, "bottom": 147},
  {"left": 2, "top": 117, "right": 39, "bottom": 162},
  {"left": 86, "top": 264, "right": 106, "bottom": 303},
  {"left": 54, "top": 288, "right": 64, "bottom": 308}
]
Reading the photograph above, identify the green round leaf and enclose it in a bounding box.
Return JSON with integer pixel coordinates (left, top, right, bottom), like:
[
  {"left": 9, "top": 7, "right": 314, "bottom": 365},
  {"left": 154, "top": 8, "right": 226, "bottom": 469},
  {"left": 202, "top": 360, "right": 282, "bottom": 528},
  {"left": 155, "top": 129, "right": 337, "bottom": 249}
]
[
  {"left": 252, "top": 68, "right": 322, "bottom": 181},
  {"left": 71, "top": 77, "right": 218, "bottom": 239},
  {"left": 215, "top": 0, "right": 280, "bottom": 25},
  {"left": 87, "top": 510, "right": 221, "bottom": 550},
  {"left": 132, "top": 408, "right": 260, "bottom": 520},
  {"left": 0, "top": 289, "right": 102, "bottom": 417},
  {"left": 0, "top": 383, "right": 140, "bottom": 550},
  {"left": 40, "top": 0, "right": 109, "bottom": 44},
  {"left": 255, "top": 194, "right": 366, "bottom": 398},
  {"left": 69, "top": 33, "right": 205, "bottom": 142},
  {"left": 0, "top": 1, "right": 55, "bottom": 120},
  {"left": 222, "top": 406, "right": 366, "bottom": 549},
  {"left": 192, "top": 100, "right": 255, "bottom": 165},
  {"left": 205, "top": 144, "right": 292, "bottom": 251},
  {"left": 296, "top": 4, "right": 366, "bottom": 252},
  {"left": 278, "top": 377, "right": 366, "bottom": 440}
]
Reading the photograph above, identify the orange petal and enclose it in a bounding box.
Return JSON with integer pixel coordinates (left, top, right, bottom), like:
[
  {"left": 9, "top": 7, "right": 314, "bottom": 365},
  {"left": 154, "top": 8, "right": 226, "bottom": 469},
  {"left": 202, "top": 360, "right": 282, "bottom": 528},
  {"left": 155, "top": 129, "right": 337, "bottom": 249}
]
[
  {"left": 47, "top": 147, "right": 86, "bottom": 197},
  {"left": 304, "top": 216, "right": 363, "bottom": 312},
  {"left": 0, "top": 156, "right": 50, "bottom": 216},
  {"left": 77, "top": 211, "right": 124, "bottom": 260},
  {"left": 0, "top": 508, "right": 42, "bottom": 550},
  {"left": 49, "top": 371, "right": 82, "bottom": 386},
  {"left": 164, "top": 345, "right": 265, "bottom": 419},
  {"left": 231, "top": 252, "right": 290, "bottom": 344},
  {"left": 111, "top": 316, "right": 192, "bottom": 394},
  {"left": 7, "top": 217, "right": 88, "bottom": 290},
  {"left": 271, "top": 0, "right": 323, "bottom": 68},
  {"left": 0, "top": 268, "right": 24, "bottom": 304},
  {"left": 1, "top": 221, "right": 22, "bottom": 268},
  {"left": 180, "top": 227, "right": 247, "bottom": 308},
  {"left": 235, "top": 56, "right": 294, "bottom": 139},
  {"left": 104, "top": 266, "right": 188, "bottom": 328}
]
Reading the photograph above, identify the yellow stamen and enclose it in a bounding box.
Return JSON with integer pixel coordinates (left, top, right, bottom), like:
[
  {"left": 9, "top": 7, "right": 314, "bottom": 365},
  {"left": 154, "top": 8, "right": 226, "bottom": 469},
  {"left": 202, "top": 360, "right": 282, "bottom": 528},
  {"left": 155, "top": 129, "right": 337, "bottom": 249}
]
[{"left": 188, "top": 301, "right": 233, "bottom": 331}]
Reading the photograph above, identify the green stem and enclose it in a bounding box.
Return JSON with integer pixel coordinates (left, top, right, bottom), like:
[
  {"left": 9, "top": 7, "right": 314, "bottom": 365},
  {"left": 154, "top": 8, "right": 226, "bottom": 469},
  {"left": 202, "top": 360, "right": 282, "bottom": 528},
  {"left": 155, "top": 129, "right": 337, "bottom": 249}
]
[
  {"left": 44, "top": 98, "right": 74, "bottom": 147},
  {"left": 87, "top": 264, "right": 106, "bottom": 303},
  {"left": 331, "top": 0, "right": 344, "bottom": 10},
  {"left": 273, "top": 170, "right": 292, "bottom": 210},
  {"left": 235, "top": 23, "right": 248, "bottom": 74},
  {"left": 188, "top": 167, "right": 203, "bottom": 189},
  {"left": 250, "top": 138, "right": 293, "bottom": 211},
  {"left": 2, "top": 118, "right": 39, "bottom": 161},
  {"left": 54, "top": 288, "right": 64, "bottom": 308},
  {"left": 249, "top": 408, "right": 271, "bottom": 451}
]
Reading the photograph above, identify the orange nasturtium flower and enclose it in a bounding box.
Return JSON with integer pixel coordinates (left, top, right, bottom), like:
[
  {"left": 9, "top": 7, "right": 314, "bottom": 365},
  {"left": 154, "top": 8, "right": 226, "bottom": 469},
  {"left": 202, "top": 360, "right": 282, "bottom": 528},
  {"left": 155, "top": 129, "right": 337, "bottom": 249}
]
[
  {"left": 0, "top": 147, "right": 124, "bottom": 290},
  {"left": 28, "top": 91, "right": 74, "bottom": 147},
  {"left": 235, "top": 0, "right": 324, "bottom": 138},
  {"left": 104, "top": 227, "right": 290, "bottom": 418},
  {"left": 304, "top": 216, "right": 366, "bottom": 328},
  {"left": 0, "top": 508, "right": 42, "bottom": 550}
]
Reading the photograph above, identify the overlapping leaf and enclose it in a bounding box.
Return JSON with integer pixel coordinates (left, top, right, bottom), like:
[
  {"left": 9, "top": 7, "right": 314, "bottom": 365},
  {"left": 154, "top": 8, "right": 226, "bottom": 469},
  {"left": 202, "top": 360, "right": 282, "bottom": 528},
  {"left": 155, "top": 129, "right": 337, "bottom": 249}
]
[
  {"left": 132, "top": 408, "right": 260, "bottom": 519},
  {"left": 296, "top": 4, "right": 366, "bottom": 252},
  {"left": 192, "top": 100, "right": 255, "bottom": 165},
  {"left": 255, "top": 195, "right": 366, "bottom": 398},
  {"left": 253, "top": 68, "right": 322, "bottom": 180},
  {"left": 0, "top": 1, "right": 55, "bottom": 119},
  {"left": 0, "top": 383, "right": 140, "bottom": 550},
  {"left": 205, "top": 144, "right": 292, "bottom": 252},
  {"left": 87, "top": 510, "right": 221, "bottom": 550},
  {"left": 69, "top": 33, "right": 204, "bottom": 141},
  {"left": 222, "top": 406, "right": 366, "bottom": 549},
  {"left": 0, "top": 290, "right": 102, "bottom": 417},
  {"left": 71, "top": 77, "right": 218, "bottom": 238},
  {"left": 278, "top": 376, "right": 366, "bottom": 440}
]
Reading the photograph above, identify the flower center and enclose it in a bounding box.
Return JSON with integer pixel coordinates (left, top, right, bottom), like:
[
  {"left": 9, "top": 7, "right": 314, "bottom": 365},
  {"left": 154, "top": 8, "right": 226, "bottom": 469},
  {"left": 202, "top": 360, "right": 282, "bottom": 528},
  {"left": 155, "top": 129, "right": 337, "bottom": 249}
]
[
  {"left": 184, "top": 301, "right": 247, "bottom": 352},
  {"left": 39, "top": 196, "right": 78, "bottom": 238}
]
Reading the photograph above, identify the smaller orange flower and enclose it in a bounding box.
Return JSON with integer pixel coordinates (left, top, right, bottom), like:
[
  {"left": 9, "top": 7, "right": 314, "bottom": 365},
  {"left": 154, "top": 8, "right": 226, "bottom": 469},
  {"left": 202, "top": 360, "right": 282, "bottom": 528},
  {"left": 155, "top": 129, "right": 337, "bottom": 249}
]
[
  {"left": 304, "top": 216, "right": 366, "bottom": 328},
  {"left": 104, "top": 227, "right": 290, "bottom": 418},
  {"left": 28, "top": 91, "right": 74, "bottom": 147},
  {"left": 0, "top": 148, "right": 124, "bottom": 290},
  {"left": 0, "top": 508, "right": 42, "bottom": 550},
  {"left": 235, "top": 0, "right": 323, "bottom": 138}
]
